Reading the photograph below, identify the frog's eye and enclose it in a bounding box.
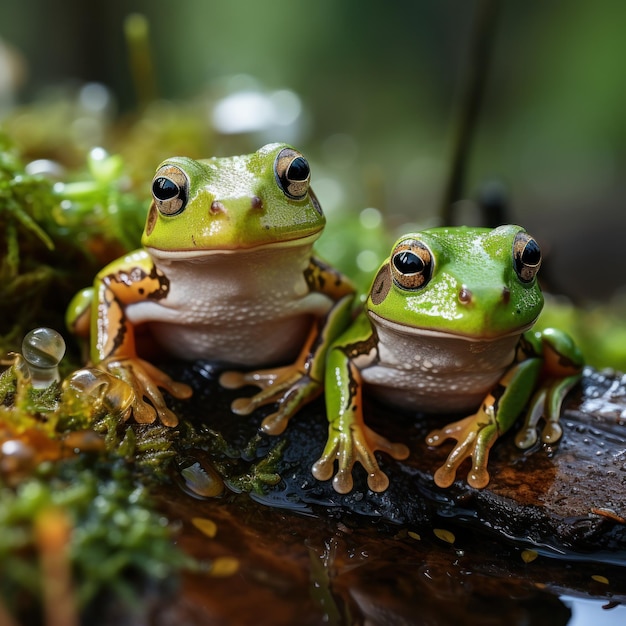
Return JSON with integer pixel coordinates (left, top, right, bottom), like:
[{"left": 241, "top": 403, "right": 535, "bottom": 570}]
[
  {"left": 152, "top": 164, "right": 189, "bottom": 216},
  {"left": 513, "top": 232, "right": 542, "bottom": 283},
  {"left": 274, "top": 148, "right": 311, "bottom": 199},
  {"left": 390, "top": 239, "right": 433, "bottom": 290}
]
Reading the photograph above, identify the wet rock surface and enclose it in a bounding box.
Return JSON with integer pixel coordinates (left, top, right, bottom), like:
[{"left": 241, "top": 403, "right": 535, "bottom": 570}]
[
  {"left": 170, "top": 363, "right": 626, "bottom": 561},
  {"left": 131, "top": 363, "right": 626, "bottom": 625}
]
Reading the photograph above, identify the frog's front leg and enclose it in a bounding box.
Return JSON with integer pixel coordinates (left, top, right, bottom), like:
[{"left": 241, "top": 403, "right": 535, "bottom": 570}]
[
  {"left": 312, "top": 330, "right": 409, "bottom": 493},
  {"left": 427, "top": 358, "right": 543, "bottom": 488},
  {"left": 220, "top": 258, "right": 355, "bottom": 434},
  {"left": 69, "top": 250, "right": 192, "bottom": 427},
  {"left": 97, "top": 355, "right": 191, "bottom": 426}
]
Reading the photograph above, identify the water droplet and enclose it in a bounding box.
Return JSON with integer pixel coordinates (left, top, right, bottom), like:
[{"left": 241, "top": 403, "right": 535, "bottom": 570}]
[{"left": 22, "top": 328, "right": 66, "bottom": 388}]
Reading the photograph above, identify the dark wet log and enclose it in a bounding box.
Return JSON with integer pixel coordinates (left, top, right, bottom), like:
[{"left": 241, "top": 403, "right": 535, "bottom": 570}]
[
  {"left": 83, "top": 363, "right": 626, "bottom": 626},
  {"left": 170, "top": 363, "right": 626, "bottom": 563}
]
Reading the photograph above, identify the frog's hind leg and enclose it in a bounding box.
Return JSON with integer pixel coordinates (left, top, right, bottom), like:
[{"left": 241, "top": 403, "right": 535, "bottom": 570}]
[
  {"left": 515, "top": 373, "right": 581, "bottom": 449},
  {"left": 220, "top": 363, "right": 320, "bottom": 435},
  {"left": 219, "top": 323, "right": 321, "bottom": 435},
  {"left": 220, "top": 292, "right": 354, "bottom": 435},
  {"left": 427, "top": 358, "right": 542, "bottom": 489}
]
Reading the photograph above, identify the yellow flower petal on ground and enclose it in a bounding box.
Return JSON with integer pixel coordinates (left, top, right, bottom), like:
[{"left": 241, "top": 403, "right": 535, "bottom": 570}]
[
  {"left": 433, "top": 528, "right": 455, "bottom": 544},
  {"left": 591, "top": 575, "right": 609, "bottom": 585},
  {"left": 191, "top": 517, "right": 218, "bottom": 538},
  {"left": 210, "top": 557, "right": 240, "bottom": 577}
]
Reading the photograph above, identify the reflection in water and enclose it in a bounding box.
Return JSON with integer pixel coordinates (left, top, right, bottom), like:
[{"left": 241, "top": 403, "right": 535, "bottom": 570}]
[{"left": 562, "top": 596, "right": 626, "bottom": 626}]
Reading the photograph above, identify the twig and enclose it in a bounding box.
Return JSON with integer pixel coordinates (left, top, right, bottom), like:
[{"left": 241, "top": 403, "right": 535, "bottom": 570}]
[{"left": 441, "top": 0, "right": 500, "bottom": 224}]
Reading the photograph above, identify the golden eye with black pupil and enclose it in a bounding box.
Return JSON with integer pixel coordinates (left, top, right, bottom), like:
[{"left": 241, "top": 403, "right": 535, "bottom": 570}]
[
  {"left": 274, "top": 148, "right": 311, "bottom": 199},
  {"left": 390, "top": 239, "right": 433, "bottom": 290},
  {"left": 513, "top": 231, "right": 542, "bottom": 283},
  {"left": 152, "top": 164, "right": 189, "bottom": 216}
]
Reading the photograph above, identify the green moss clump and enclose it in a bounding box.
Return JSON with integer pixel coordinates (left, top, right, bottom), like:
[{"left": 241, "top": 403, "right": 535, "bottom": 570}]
[
  {"left": 0, "top": 134, "right": 147, "bottom": 358},
  {"left": 0, "top": 459, "right": 192, "bottom": 618}
]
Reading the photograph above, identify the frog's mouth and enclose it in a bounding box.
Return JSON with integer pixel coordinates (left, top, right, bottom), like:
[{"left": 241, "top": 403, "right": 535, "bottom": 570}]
[
  {"left": 146, "top": 232, "right": 322, "bottom": 260},
  {"left": 368, "top": 311, "right": 536, "bottom": 342}
]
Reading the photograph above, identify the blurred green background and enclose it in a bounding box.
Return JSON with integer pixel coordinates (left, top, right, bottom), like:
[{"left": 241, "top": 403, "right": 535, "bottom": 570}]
[{"left": 1, "top": 0, "right": 624, "bottom": 304}]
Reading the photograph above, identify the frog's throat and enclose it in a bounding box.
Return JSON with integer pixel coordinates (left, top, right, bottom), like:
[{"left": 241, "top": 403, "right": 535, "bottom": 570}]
[
  {"left": 146, "top": 231, "right": 321, "bottom": 260},
  {"left": 367, "top": 311, "right": 536, "bottom": 342}
]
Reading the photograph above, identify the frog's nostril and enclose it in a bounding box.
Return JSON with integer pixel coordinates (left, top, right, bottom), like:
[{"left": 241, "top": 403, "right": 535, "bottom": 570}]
[
  {"left": 210, "top": 200, "right": 227, "bottom": 214},
  {"left": 251, "top": 196, "right": 263, "bottom": 210},
  {"left": 458, "top": 287, "right": 473, "bottom": 304},
  {"left": 502, "top": 287, "right": 511, "bottom": 304}
]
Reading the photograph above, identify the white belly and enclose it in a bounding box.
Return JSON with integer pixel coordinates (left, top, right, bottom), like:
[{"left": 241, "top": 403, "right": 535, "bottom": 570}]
[
  {"left": 361, "top": 316, "right": 520, "bottom": 413},
  {"left": 127, "top": 245, "right": 332, "bottom": 367},
  {"left": 148, "top": 314, "right": 316, "bottom": 365}
]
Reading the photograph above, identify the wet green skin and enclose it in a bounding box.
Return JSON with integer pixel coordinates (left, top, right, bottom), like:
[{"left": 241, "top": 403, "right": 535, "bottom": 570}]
[
  {"left": 67, "top": 143, "right": 355, "bottom": 429},
  {"left": 312, "top": 225, "right": 583, "bottom": 493}
]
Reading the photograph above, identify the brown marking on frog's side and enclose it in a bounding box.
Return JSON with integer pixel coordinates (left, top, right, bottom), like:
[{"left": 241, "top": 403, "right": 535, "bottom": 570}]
[
  {"left": 97, "top": 263, "right": 170, "bottom": 359},
  {"left": 370, "top": 264, "right": 391, "bottom": 305},
  {"left": 145, "top": 202, "right": 158, "bottom": 236},
  {"left": 345, "top": 359, "right": 361, "bottom": 412},
  {"left": 147, "top": 265, "right": 170, "bottom": 300},
  {"left": 98, "top": 285, "right": 129, "bottom": 358},
  {"left": 340, "top": 326, "right": 379, "bottom": 362},
  {"left": 103, "top": 264, "right": 168, "bottom": 302},
  {"left": 543, "top": 344, "right": 581, "bottom": 377},
  {"left": 304, "top": 258, "right": 354, "bottom": 299}
]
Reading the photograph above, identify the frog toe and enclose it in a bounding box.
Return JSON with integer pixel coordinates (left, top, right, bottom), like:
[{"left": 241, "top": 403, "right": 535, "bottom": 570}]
[
  {"left": 467, "top": 465, "right": 490, "bottom": 489},
  {"left": 219, "top": 371, "right": 248, "bottom": 390},
  {"left": 158, "top": 407, "right": 179, "bottom": 428},
  {"left": 433, "top": 463, "right": 457, "bottom": 488},
  {"left": 139, "top": 360, "right": 192, "bottom": 400},
  {"left": 260, "top": 411, "right": 289, "bottom": 435},
  {"left": 514, "top": 426, "right": 538, "bottom": 449},
  {"left": 540, "top": 421, "right": 563, "bottom": 444},
  {"left": 356, "top": 423, "right": 407, "bottom": 458},
  {"left": 311, "top": 455, "right": 335, "bottom": 482},
  {"left": 219, "top": 367, "right": 285, "bottom": 391},
  {"left": 131, "top": 400, "right": 158, "bottom": 425},
  {"left": 230, "top": 397, "right": 256, "bottom": 416},
  {"left": 433, "top": 445, "right": 491, "bottom": 488},
  {"left": 332, "top": 468, "right": 355, "bottom": 494},
  {"left": 426, "top": 414, "right": 475, "bottom": 447},
  {"left": 379, "top": 440, "right": 409, "bottom": 461},
  {"left": 366, "top": 469, "right": 390, "bottom": 493},
  {"left": 166, "top": 380, "right": 193, "bottom": 400}
]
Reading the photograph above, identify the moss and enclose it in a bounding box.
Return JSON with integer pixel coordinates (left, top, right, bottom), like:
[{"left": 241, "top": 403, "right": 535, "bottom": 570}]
[
  {"left": 0, "top": 358, "right": 194, "bottom": 622},
  {"left": 0, "top": 134, "right": 146, "bottom": 357},
  {"left": 0, "top": 458, "right": 192, "bottom": 616}
]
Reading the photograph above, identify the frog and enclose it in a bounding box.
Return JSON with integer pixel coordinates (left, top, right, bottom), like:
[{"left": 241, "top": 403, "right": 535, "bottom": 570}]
[
  {"left": 312, "top": 224, "right": 583, "bottom": 494},
  {"left": 66, "top": 143, "right": 355, "bottom": 429}
]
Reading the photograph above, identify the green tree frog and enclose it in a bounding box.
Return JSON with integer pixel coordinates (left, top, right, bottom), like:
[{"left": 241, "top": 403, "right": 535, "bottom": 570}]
[
  {"left": 67, "top": 143, "right": 355, "bottom": 428},
  {"left": 312, "top": 225, "right": 583, "bottom": 493}
]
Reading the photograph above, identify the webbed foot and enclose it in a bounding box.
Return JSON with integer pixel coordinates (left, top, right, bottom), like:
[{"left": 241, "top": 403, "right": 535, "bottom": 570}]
[
  {"left": 426, "top": 409, "right": 499, "bottom": 489},
  {"left": 219, "top": 365, "right": 321, "bottom": 435},
  {"left": 312, "top": 423, "right": 409, "bottom": 494}
]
